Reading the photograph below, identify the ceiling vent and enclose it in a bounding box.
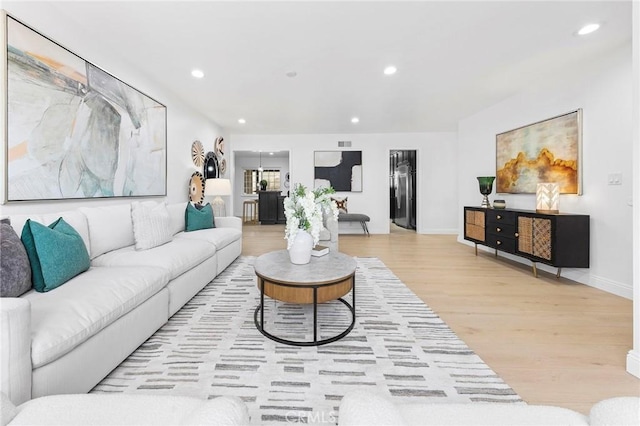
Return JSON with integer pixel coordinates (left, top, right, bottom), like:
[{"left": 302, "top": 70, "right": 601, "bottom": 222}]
[{"left": 338, "top": 141, "right": 352, "bottom": 147}]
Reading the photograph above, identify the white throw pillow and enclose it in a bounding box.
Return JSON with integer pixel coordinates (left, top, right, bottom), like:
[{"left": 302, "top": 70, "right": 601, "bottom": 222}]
[{"left": 131, "top": 202, "right": 173, "bottom": 250}]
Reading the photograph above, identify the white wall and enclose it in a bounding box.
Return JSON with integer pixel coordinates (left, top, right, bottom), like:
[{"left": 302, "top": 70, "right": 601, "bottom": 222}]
[
  {"left": 229, "top": 132, "right": 458, "bottom": 234},
  {"left": 0, "top": 3, "right": 223, "bottom": 217},
  {"left": 628, "top": 0, "right": 640, "bottom": 379},
  {"left": 232, "top": 153, "right": 290, "bottom": 217},
  {"left": 458, "top": 43, "right": 633, "bottom": 299}
]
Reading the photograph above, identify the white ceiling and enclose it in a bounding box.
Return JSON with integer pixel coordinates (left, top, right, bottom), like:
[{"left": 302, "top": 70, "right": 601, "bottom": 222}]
[{"left": 34, "top": 1, "right": 634, "bottom": 134}]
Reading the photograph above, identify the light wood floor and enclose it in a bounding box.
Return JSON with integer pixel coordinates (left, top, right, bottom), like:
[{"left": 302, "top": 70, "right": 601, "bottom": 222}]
[{"left": 241, "top": 222, "right": 639, "bottom": 414}]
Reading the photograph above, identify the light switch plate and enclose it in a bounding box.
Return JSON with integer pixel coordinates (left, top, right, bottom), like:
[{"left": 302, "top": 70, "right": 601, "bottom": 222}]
[{"left": 607, "top": 173, "right": 622, "bottom": 185}]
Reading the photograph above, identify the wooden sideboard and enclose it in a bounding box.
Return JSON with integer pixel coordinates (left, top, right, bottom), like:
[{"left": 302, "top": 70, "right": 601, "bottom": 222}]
[{"left": 463, "top": 206, "right": 590, "bottom": 277}]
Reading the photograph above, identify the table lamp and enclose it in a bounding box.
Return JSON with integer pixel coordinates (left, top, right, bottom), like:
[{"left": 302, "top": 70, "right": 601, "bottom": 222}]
[
  {"left": 536, "top": 182, "right": 559, "bottom": 213},
  {"left": 205, "top": 178, "right": 231, "bottom": 217}
]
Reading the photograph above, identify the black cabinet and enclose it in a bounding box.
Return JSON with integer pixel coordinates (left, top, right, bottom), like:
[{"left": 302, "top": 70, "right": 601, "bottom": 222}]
[
  {"left": 259, "top": 191, "right": 286, "bottom": 224},
  {"left": 486, "top": 209, "right": 517, "bottom": 254},
  {"left": 464, "top": 207, "right": 589, "bottom": 277}
]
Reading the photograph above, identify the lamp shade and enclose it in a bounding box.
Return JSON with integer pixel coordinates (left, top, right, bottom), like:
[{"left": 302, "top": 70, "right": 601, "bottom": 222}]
[
  {"left": 205, "top": 178, "right": 231, "bottom": 196},
  {"left": 536, "top": 183, "right": 559, "bottom": 213}
]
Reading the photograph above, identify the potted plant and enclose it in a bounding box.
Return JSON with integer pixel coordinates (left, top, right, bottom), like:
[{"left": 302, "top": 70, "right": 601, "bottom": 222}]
[
  {"left": 259, "top": 179, "right": 268, "bottom": 191},
  {"left": 283, "top": 183, "right": 338, "bottom": 264}
]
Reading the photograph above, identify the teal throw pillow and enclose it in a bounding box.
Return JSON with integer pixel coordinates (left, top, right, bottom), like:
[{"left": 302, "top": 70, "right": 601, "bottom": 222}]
[
  {"left": 21, "top": 218, "right": 90, "bottom": 292},
  {"left": 185, "top": 202, "right": 215, "bottom": 232}
]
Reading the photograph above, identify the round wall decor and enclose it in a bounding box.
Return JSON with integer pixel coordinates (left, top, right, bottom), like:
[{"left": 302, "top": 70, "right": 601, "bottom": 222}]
[
  {"left": 204, "top": 151, "right": 219, "bottom": 179},
  {"left": 189, "top": 171, "right": 205, "bottom": 204},
  {"left": 219, "top": 158, "right": 227, "bottom": 175},
  {"left": 215, "top": 137, "right": 225, "bottom": 157},
  {"left": 191, "top": 140, "right": 204, "bottom": 167}
]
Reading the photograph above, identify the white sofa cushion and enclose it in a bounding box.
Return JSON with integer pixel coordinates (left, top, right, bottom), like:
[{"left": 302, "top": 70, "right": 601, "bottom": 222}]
[
  {"left": 8, "top": 394, "right": 249, "bottom": 426},
  {"left": 174, "top": 227, "right": 241, "bottom": 251},
  {"left": 80, "top": 205, "right": 135, "bottom": 259},
  {"left": 338, "top": 390, "right": 589, "bottom": 426},
  {"left": 24, "top": 266, "right": 170, "bottom": 368},
  {"left": 589, "top": 397, "right": 640, "bottom": 425},
  {"left": 166, "top": 202, "right": 187, "bottom": 236},
  {"left": 9, "top": 211, "right": 91, "bottom": 259},
  {"left": 131, "top": 202, "right": 173, "bottom": 250},
  {"left": 91, "top": 239, "right": 215, "bottom": 280},
  {"left": 397, "top": 403, "right": 587, "bottom": 426}
]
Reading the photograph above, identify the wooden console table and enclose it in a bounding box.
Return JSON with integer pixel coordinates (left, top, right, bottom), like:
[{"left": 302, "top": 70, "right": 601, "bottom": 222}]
[{"left": 464, "top": 207, "right": 590, "bottom": 278}]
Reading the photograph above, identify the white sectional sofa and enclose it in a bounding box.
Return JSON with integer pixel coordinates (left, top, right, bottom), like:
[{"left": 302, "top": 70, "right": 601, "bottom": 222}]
[
  {"left": 1, "top": 392, "right": 250, "bottom": 426},
  {"left": 1, "top": 201, "right": 242, "bottom": 406},
  {"left": 339, "top": 390, "right": 640, "bottom": 426}
]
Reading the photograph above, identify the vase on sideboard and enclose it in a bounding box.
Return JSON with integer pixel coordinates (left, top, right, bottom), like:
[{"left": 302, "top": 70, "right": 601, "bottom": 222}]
[{"left": 477, "top": 176, "right": 495, "bottom": 208}]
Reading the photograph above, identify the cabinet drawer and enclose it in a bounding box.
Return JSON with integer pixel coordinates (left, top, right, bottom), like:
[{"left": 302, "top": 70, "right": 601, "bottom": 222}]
[
  {"left": 486, "top": 234, "right": 516, "bottom": 253},
  {"left": 486, "top": 223, "right": 515, "bottom": 237},
  {"left": 487, "top": 209, "right": 515, "bottom": 225}
]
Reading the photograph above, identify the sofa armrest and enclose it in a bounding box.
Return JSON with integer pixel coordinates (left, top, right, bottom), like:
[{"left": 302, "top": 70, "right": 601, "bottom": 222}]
[
  {"left": 215, "top": 216, "right": 242, "bottom": 232},
  {"left": 0, "top": 298, "right": 32, "bottom": 405}
]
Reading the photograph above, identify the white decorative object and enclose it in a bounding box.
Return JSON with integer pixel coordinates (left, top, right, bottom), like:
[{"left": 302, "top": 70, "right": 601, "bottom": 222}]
[
  {"left": 288, "top": 230, "right": 314, "bottom": 264},
  {"left": 205, "top": 178, "right": 231, "bottom": 217},
  {"left": 536, "top": 183, "right": 560, "bottom": 213},
  {"left": 284, "top": 184, "right": 339, "bottom": 261},
  {"left": 130, "top": 202, "right": 173, "bottom": 250}
]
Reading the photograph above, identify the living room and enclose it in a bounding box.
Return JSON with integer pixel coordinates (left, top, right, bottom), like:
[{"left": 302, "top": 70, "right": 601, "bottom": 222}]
[{"left": 1, "top": 1, "right": 639, "bottom": 424}]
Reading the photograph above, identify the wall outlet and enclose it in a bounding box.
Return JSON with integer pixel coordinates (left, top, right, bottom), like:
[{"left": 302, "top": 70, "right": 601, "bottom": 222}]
[{"left": 607, "top": 173, "right": 622, "bottom": 185}]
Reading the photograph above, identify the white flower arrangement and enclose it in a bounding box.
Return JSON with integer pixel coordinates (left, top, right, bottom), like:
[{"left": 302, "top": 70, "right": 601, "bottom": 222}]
[{"left": 284, "top": 183, "right": 339, "bottom": 249}]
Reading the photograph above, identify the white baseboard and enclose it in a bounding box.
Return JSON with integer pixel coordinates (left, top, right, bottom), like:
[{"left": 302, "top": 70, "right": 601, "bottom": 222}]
[
  {"left": 627, "top": 350, "right": 640, "bottom": 378},
  {"left": 419, "top": 228, "right": 458, "bottom": 235},
  {"left": 588, "top": 275, "right": 633, "bottom": 300}
]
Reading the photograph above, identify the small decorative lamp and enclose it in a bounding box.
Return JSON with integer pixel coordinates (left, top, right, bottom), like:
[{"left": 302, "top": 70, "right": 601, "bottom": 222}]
[
  {"left": 536, "top": 183, "right": 560, "bottom": 213},
  {"left": 205, "top": 178, "right": 231, "bottom": 217},
  {"left": 477, "top": 176, "right": 495, "bottom": 208}
]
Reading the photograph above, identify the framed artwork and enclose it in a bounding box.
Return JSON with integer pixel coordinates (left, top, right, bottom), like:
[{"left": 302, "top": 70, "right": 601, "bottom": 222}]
[
  {"left": 314, "top": 151, "right": 362, "bottom": 192},
  {"left": 496, "top": 109, "right": 582, "bottom": 194},
  {"left": 5, "top": 15, "right": 167, "bottom": 201}
]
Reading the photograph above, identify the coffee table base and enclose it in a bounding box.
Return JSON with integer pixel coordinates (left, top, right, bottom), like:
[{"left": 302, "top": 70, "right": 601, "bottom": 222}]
[{"left": 254, "top": 291, "right": 356, "bottom": 347}]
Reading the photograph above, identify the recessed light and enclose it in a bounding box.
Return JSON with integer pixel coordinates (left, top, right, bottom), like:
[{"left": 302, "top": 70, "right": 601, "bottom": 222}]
[
  {"left": 351, "top": 117, "right": 359, "bottom": 124},
  {"left": 383, "top": 65, "right": 397, "bottom": 75},
  {"left": 191, "top": 69, "right": 204, "bottom": 78},
  {"left": 269, "top": 152, "right": 274, "bottom": 155},
  {"left": 238, "top": 118, "right": 246, "bottom": 124},
  {"left": 577, "top": 23, "right": 600, "bottom": 35}
]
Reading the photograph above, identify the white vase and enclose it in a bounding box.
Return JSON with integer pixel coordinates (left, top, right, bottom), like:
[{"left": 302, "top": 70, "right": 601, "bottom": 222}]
[{"left": 288, "top": 230, "right": 314, "bottom": 265}]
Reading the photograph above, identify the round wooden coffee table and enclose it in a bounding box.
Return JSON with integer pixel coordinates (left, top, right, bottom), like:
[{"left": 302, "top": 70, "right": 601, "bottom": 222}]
[{"left": 253, "top": 250, "right": 357, "bottom": 346}]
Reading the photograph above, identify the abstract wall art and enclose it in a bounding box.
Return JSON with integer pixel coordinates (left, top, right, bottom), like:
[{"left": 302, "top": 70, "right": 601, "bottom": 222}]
[
  {"left": 314, "top": 151, "right": 362, "bottom": 192},
  {"left": 5, "top": 15, "right": 167, "bottom": 201},
  {"left": 496, "top": 110, "right": 582, "bottom": 194}
]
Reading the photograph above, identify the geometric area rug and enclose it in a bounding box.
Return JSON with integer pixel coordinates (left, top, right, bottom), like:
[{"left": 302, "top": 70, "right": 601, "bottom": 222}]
[{"left": 92, "top": 256, "right": 522, "bottom": 424}]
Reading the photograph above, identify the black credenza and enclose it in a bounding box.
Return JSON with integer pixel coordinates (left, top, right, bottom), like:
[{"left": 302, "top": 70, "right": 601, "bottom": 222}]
[
  {"left": 464, "top": 206, "right": 589, "bottom": 277},
  {"left": 258, "top": 191, "right": 286, "bottom": 224}
]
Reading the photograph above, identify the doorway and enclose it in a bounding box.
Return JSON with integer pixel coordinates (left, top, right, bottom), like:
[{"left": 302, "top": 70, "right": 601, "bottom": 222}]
[
  {"left": 232, "top": 150, "right": 290, "bottom": 219},
  {"left": 389, "top": 150, "right": 417, "bottom": 231}
]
